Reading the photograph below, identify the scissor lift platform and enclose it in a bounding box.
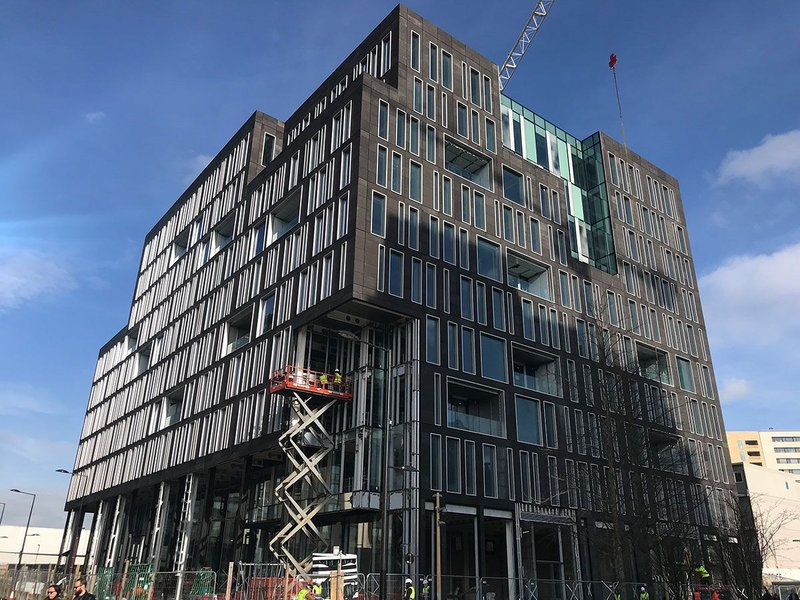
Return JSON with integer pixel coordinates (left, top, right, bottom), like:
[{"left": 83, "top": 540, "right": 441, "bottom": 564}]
[{"left": 269, "top": 365, "right": 353, "bottom": 400}]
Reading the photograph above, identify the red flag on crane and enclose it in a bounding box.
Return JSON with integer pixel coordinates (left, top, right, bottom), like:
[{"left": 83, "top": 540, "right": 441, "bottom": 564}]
[{"left": 609, "top": 53, "right": 617, "bottom": 69}]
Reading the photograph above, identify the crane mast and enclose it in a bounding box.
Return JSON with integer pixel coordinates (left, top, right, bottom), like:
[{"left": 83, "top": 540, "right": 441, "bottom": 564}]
[{"left": 498, "top": 1, "right": 557, "bottom": 91}]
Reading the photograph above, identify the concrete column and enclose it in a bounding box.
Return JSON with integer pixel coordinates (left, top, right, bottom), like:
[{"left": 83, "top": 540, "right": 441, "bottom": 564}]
[{"left": 105, "top": 496, "right": 127, "bottom": 569}]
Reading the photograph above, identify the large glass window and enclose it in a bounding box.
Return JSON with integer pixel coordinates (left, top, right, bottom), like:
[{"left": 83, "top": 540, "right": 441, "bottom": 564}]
[
  {"left": 502, "top": 167, "right": 524, "bottom": 205},
  {"left": 477, "top": 238, "right": 502, "bottom": 281},
  {"left": 448, "top": 380, "right": 504, "bottom": 436},
  {"left": 512, "top": 346, "right": 561, "bottom": 397},
  {"left": 507, "top": 251, "right": 550, "bottom": 299},
  {"left": 480, "top": 333, "right": 507, "bottom": 382},
  {"left": 515, "top": 395, "right": 542, "bottom": 445},
  {"left": 444, "top": 138, "right": 491, "bottom": 189}
]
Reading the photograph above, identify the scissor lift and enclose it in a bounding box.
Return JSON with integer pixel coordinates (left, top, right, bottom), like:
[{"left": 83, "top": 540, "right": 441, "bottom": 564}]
[{"left": 268, "top": 365, "right": 353, "bottom": 578}]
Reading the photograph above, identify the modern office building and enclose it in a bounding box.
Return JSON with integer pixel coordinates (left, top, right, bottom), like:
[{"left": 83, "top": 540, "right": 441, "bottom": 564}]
[
  {"left": 63, "top": 5, "right": 737, "bottom": 595},
  {"left": 728, "top": 430, "right": 800, "bottom": 477}
]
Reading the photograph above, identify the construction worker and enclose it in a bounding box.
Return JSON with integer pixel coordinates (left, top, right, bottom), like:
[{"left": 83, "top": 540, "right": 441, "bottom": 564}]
[
  {"left": 319, "top": 372, "right": 329, "bottom": 388},
  {"left": 404, "top": 578, "right": 416, "bottom": 600},
  {"left": 297, "top": 580, "right": 311, "bottom": 600},
  {"left": 421, "top": 578, "right": 431, "bottom": 600},
  {"left": 333, "top": 368, "right": 342, "bottom": 391},
  {"left": 312, "top": 580, "right": 323, "bottom": 598},
  {"left": 638, "top": 586, "right": 649, "bottom": 600}
]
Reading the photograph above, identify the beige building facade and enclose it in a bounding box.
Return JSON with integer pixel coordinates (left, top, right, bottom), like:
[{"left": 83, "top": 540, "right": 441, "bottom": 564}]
[{"left": 728, "top": 430, "right": 800, "bottom": 478}]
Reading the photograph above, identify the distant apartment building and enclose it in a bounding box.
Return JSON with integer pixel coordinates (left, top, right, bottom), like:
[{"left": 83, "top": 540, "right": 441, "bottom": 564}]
[
  {"left": 732, "top": 463, "right": 800, "bottom": 583},
  {"left": 62, "top": 5, "right": 738, "bottom": 596},
  {"left": 728, "top": 430, "right": 800, "bottom": 477}
]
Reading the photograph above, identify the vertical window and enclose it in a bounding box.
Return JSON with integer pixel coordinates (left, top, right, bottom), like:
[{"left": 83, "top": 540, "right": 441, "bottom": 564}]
[
  {"left": 476, "top": 282, "right": 487, "bottom": 325},
  {"left": 469, "top": 68, "right": 481, "bottom": 105},
  {"left": 408, "top": 207, "right": 419, "bottom": 250},
  {"left": 446, "top": 437, "right": 461, "bottom": 493},
  {"left": 471, "top": 110, "right": 480, "bottom": 144},
  {"left": 411, "top": 258, "right": 422, "bottom": 303},
  {"left": 460, "top": 276, "right": 474, "bottom": 320},
  {"left": 474, "top": 192, "right": 486, "bottom": 230},
  {"left": 381, "top": 34, "right": 392, "bottom": 74},
  {"left": 458, "top": 229, "right": 469, "bottom": 268},
  {"left": 521, "top": 299, "right": 534, "bottom": 340},
  {"left": 483, "top": 445, "right": 498, "bottom": 498},
  {"left": 430, "top": 434, "right": 442, "bottom": 490},
  {"left": 464, "top": 440, "right": 476, "bottom": 495},
  {"left": 378, "top": 100, "right": 389, "bottom": 140},
  {"left": 492, "top": 287, "right": 506, "bottom": 330},
  {"left": 410, "top": 31, "right": 420, "bottom": 71},
  {"left": 529, "top": 218, "right": 541, "bottom": 253},
  {"left": 479, "top": 333, "right": 507, "bottom": 382},
  {"left": 457, "top": 103, "right": 468, "bottom": 137},
  {"left": 388, "top": 250, "right": 403, "bottom": 297},
  {"left": 413, "top": 78, "right": 423, "bottom": 113},
  {"left": 396, "top": 109, "right": 406, "bottom": 148},
  {"left": 442, "top": 51, "right": 453, "bottom": 89},
  {"left": 429, "top": 43, "right": 439, "bottom": 81},
  {"left": 461, "top": 327, "right": 476, "bottom": 374},
  {"left": 461, "top": 185, "right": 472, "bottom": 224},
  {"left": 426, "top": 126, "right": 436, "bottom": 163},
  {"left": 442, "top": 177, "right": 453, "bottom": 215},
  {"left": 447, "top": 323, "right": 459, "bottom": 370},
  {"left": 426, "top": 263, "right": 437, "bottom": 309},
  {"left": 443, "top": 222, "right": 456, "bottom": 264},
  {"left": 371, "top": 192, "right": 386, "bottom": 236},
  {"left": 426, "top": 85, "right": 436, "bottom": 120},
  {"left": 260, "top": 293, "right": 275, "bottom": 333},
  {"left": 391, "top": 152, "right": 402, "bottom": 193},
  {"left": 261, "top": 133, "right": 275, "bottom": 165},
  {"left": 409, "top": 117, "right": 420, "bottom": 154},
  {"left": 429, "top": 216, "right": 440, "bottom": 258},
  {"left": 485, "top": 119, "right": 496, "bottom": 153},
  {"left": 426, "top": 316, "right": 440, "bottom": 364},
  {"left": 376, "top": 145, "right": 388, "bottom": 186},
  {"left": 409, "top": 161, "right": 422, "bottom": 202},
  {"left": 503, "top": 167, "right": 524, "bottom": 205}
]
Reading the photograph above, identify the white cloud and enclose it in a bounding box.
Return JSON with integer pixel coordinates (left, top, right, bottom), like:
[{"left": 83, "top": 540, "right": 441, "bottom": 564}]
[
  {"left": 719, "top": 377, "right": 751, "bottom": 404},
  {"left": 0, "top": 382, "right": 67, "bottom": 417},
  {"left": 183, "top": 153, "right": 213, "bottom": 184},
  {"left": 716, "top": 129, "right": 800, "bottom": 186},
  {"left": 0, "top": 247, "right": 77, "bottom": 312},
  {"left": 85, "top": 111, "right": 106, "bottom": 123},
  {"left": 699, "top": 242, "right": 800, "bottom": 348}
]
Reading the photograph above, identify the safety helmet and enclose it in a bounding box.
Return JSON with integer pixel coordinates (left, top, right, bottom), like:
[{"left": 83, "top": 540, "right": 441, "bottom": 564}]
[
  {"left": 335, "top": 368, "right": 340, "bottom": 372},
  {"left": 405, "top": 578, "right": 413, "bottom": 584},
  {"left": 640, "top": 587, "right": 646, "bottom": 592}
]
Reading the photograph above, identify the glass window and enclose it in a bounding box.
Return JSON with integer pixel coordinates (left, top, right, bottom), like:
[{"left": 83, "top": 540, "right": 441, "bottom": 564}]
[
  {"left": 426, "top": 316, "right": 440, "bottom": 364},
  {"left": 388, "top": 250, "right": 403, "bottom": 297},
  {"left": 483, "top": 445, "right": 497, "bottom": 497},
  {"left": 376, "top": 146, "right": 388, "bottom": 186},
  {"left": 474, "top": 192, "right": 486, "bottom": 230},
  {"left": 370, "top": 192, "right": 386, "bottom": 236},
  {"left": 447, "top": 323, "right": 459, "bottom": 370},
  {"left": 261, "top": 133, "right": 275, "bottom": 165},
  {"left": 409, "top": 161, "right": 422, "bottom": 202},
  {"left": 442, "top": 51, "right": 453, "bottom": 89},
  {"left": 480, "top": 333, "right": 507, "bottom": 382},
  {"left": 460, "top": 276, "right": 474, "bottom": 320},
  {"left": 470, "top": 68, "right": 481, "bottom": 105},
  {"left": 677, "top": 357, "right": 695, "bottom": 392},
  {"left": 429, "top": 43, "right": 438, "bottom": 81},
  {"left": 413, "top": 78, "right": 423, "bottom": 113},
  {"left": 430, "top": 434, "right": 442, "bottom": 490},
  {"left": 410, "top": 31, "right": 420, "bottom": 71},
  {"left": 426, "top": 126, "right": 436, "bottom": 163},
  {"left": 426, "top": 263, "right": 436, "bottom": 309},
  {"left": 457, "top": 103, "right": 468, "bottom": 137},
  {"left": 476, "top": 282, "right": 487, "bottom": 325},
  {"left": 462, "top": 327, "right": 476, "bottom": 373},
  {"left": 507, "top": 251, "right": 550, "bottom": 299},
  {"left": 427, "top": 85, "right": 436, "bottom": 120},
  {"left": 443, "top": 177, "right": 453, "bottom": 215},
  {"left": 485, "top": 119, "right": 496, "bottom": 153},
  {"left": 521, "top": 299, "right": 534, "bottom": 340},
  {"left": 503, "top": 167, "right": 524, "bottom": 205},
  {"left": 396, "top": 109, "right": 406, "bottom": 148},
  {"left": 429, "top": 216, "right": 439, "bottom": 258},
  {"left": 391, "top": 152, "right": 402, "bottom": 193},
  {"left": 529, "top": 218, "right": 541, "bottom": 253},
  {"left": 492, "top": 287, "right": 505, "bottom": 330},
  {"left": 483, "top": 76, "right": 492, "bottom": 112},
  {"left": 515, "top": 395, "right": 541, "bottom": 445},
  {"left": 409, "top": 117, "right": 420, "bottom": 154},
  {"left": 408, "top": 207, "right": 419, "bottom": 250},
  {"left": 260, "top": 293, "right": 275, "bottom": 333},
  {"left": 464, "top": 440, "right": 476, "bottom": 495},
  {"left": 378, "top": 100, "right": 389, "bottom": 139},
  {"left": 544, "top": 402, "right": 557, "bottom": 448},
  {"left": 443, "top": 222, "right": 455, "bottom": 264},
  {"left": 477, "top": 237, "right": 501, "bottom": 281},
  {"left": 411, "top": 258, "right": 422, "bottom": 303},
  {"left": 446, "top": 437, "right": 460, "bottom": 493}
]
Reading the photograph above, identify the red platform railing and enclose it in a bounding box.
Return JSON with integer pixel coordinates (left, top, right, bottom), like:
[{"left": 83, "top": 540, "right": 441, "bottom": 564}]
[{"left": 269, "top": 365, "right": 354, "bottom": 400}]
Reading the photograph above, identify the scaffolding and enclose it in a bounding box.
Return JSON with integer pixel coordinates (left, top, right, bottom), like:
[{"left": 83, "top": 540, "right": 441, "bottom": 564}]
[{"left": 267, "top": 366, "right": 353, "bottom": 578}]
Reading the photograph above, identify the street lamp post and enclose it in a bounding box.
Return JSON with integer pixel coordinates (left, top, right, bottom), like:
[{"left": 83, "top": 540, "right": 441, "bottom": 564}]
[
  {"left": 10, "top": 488, "right": 36, "bottom": 600},
  {"left": 56, "top": 469, "right": 89, "bottom": 573}
]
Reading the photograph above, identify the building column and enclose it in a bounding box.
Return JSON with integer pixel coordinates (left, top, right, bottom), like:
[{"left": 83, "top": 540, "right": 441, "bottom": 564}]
[
  {"left": 148, "top": 482, "right": 171, "bottom": 571},
  {"left": 87, "top": 499, "right": 108, "bottom": 569},
  {"left": 173, "top": 474, "right": 198, "bottom": 572},
  {"left": 105, "top": 495, "right": 127, "bottom": 569}
]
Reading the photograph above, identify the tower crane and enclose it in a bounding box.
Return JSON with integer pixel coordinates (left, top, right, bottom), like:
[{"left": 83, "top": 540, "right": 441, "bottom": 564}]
[{"left": 498, "top": 1, "right": 557, "bottom": 91}]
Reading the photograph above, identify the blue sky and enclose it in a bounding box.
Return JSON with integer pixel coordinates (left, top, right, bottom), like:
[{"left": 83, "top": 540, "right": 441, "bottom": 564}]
[{"left": 1, "top": 1, "right": 799, "bottom": 527}]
